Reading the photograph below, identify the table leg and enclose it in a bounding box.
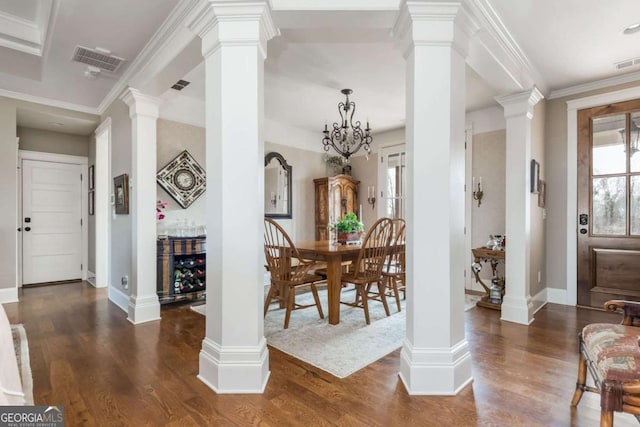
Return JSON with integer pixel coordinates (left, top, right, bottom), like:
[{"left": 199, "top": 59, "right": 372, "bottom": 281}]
[{"left": 326, "top": 254, "right": 342, "bottom": 325}]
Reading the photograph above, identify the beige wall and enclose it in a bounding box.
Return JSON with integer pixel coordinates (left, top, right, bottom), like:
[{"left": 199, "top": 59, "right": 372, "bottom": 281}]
[
  {"left": 471, "top": 129, "right": 506, "bottom": 286},
  {"left": 265, "top": 141, "right": 326, "bottom": 242},
  {"left": 0, "top": 99, "right": 17, "bottom": 294},
  {"left": 530, "top": 100, "right": 546, "bottom": 298},
  {"left": 156, "top": 119, "right": 206, "bottom": 233},
  {"left": 545, "top": 81, "right": 640, "bottom": 293},
  {"left": 103, "top": 99, "right": 132, "bottom": 293},
  {"left": 350, "top": 153, "right": 379, "bottom": 230},
  {"left": 17, "top": 127, "right": 90, "bottom": 157}
]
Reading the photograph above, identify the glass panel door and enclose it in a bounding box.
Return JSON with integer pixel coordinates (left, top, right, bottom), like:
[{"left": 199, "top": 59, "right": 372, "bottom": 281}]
[{"left": 379, "top": 147, "right": 406, "bottom": 220}]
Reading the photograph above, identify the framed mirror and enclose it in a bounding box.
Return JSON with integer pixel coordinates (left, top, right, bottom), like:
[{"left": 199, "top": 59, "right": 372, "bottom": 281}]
[{"left": 265, "top": 152, "right": 292, "bottom": 219}]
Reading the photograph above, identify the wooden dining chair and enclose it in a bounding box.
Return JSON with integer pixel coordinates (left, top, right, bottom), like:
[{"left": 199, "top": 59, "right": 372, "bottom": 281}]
[
  {"left": 264, "top": 218, "right": 325, "bottom": 329},
  {"left": 340, "top": 217, "right": 394, "bottom": 325},
  {"left": 380, "top": 220, "right": 406, "bottom": 312}
]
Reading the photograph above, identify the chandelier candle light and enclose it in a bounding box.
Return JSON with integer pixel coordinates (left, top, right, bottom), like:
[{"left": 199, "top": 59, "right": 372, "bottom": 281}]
[{"left": 322, "top": 89, "right": 372, "bottom": 163}]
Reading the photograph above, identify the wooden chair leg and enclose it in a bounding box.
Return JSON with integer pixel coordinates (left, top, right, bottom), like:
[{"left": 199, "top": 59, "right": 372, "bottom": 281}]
[
  {"left": 264, "top": 284, "right": 276, "bottom": 317},
  {"left": 387, "top": 276, "right": 401, "bottom": 312},
  {"left": 378, "top": 280, "right": 390, "bottom": 316},
  {"left": 284, "top": 286, "right": 295, "bottom": 329},
  {"left": 310, "top": 284, "right": 324, "bottom": 319},
  {"left": 360, "top": 286, "right": 370, "bottom": 325},
  {"left": 600, "top": 410, "right": 613, "bottom": 427},
  {"left": 571, "top": 351, "right": 587, "bottom": 406}
]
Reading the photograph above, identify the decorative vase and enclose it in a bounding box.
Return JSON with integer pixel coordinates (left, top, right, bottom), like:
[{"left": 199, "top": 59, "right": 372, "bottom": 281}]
[{"left": 337, "top": 231, "right": 362, "bottom": 244}]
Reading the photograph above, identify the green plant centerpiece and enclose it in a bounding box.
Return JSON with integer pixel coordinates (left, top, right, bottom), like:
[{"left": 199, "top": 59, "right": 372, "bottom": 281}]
[{"left": 332, "top": 212, "right": 364, "bottom": 244}]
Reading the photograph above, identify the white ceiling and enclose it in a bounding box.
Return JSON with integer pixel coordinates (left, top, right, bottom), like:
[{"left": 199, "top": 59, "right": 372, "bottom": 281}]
[{"left": 2, "top": 1, "right": 640, "bottom": 136}]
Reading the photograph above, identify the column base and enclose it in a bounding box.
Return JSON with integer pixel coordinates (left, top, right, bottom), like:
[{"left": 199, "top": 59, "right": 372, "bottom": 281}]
[
  {"left": 399, "top": 338, "right": 473, "bottom": 395},
  {"left": 127, "top": 294, "right": 161, "bottom": 324},
  {"left": 198, "top": 337, "right": 270, "bottom": 394},
  {"left": 500, "top": 295, "right": 534, "bottom": 325}
]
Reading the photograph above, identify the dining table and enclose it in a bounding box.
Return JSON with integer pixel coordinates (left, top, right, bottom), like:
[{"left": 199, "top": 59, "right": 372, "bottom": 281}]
[{"left": 295, "top": 240, "right": 362, "bottom": 325}]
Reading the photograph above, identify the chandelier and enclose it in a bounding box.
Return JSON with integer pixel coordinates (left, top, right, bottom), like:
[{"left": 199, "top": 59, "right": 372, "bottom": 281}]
[{"left": 322, "top": 89, "right": 372, "bottom": 163}]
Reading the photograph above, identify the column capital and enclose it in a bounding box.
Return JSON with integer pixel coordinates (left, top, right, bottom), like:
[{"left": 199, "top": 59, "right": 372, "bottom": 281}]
[
  {"left": 495, "top": 86, "right": 544, "bottom": 119},
  {"left": 119, "top": 87, "right": 162, "bottom": 119},
  {"left": 189, "top": 0, "right": 278, "bottom": 59},
  {"left": 393, "top": 0, "right": 479, "bottom": 59}
]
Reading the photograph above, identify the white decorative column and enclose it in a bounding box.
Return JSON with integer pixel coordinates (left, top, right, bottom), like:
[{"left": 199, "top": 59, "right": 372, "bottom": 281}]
[
  {"left": 120, "top": 88, "right": 162, "bottom": 324},
  {"left": 394, "top": 1, "right": 475, "bottom": 395},
  {"left": 189, "top": 1, "right": 277, "bottom": 393},
  {"left": 495, "top": 88, "right": 543, "bottom": 325}
]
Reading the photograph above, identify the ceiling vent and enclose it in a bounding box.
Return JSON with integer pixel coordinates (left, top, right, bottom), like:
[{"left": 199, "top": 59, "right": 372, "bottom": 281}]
[
  {"left": 615, "top": 57, "right": 640, "bottom": 70},
  {"left": 72, "top": 46, "right": 125, "bottom": 73},
  {"left": 171, "top": 80, "right": 191, "bottom": 91}
]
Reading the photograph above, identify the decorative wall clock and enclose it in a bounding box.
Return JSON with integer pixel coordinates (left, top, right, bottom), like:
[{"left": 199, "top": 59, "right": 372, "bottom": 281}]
[{"left": 157, "top": 150, "right": 206, "bottom": 209}]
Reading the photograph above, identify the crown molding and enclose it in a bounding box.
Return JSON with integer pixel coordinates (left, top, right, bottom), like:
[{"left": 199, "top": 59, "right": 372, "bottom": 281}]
[
  {"left": 548, "top": 70, "right": 640, "bottom": 100},
  {"left": 271, "top": 0, "right": 399, "bottom": 10},
  {"left": 0, "top": 87, "right": 99, "bottom": 115},
  {"left": 97, "top": 0, "right": 202, "bottom": 114},
  {"left": 466, "top": 0, "right": 547, "bottom": 94}
]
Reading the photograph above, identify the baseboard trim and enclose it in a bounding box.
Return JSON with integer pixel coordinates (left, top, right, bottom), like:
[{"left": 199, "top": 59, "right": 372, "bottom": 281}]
[
  {"left": 86, "top": 270, "right": 96, "bottom": 287},
  {"left": 0, "top": 287, "right": 18, "bottom": 304},
  {"left": 108, "top": 286, "right": 128, "bottom": 313},
  {"left": 547, "top": 287, "right": 568, "bottom": 305},
  {"left": 531, "top": 288, "right": 548, "bottom": 314}
]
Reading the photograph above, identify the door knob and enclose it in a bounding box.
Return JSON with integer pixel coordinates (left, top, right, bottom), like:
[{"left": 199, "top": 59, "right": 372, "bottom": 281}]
[{"left": 24, "top": 227, "right": 31, "bottom": 232}]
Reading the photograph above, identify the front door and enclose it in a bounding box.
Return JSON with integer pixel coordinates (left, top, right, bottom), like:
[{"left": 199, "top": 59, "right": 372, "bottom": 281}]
[
  {"left": 22, "top": 159, "right": 82, "bottom": 285},
  {"left": 577, "top": 99, "right": 640, "bottom": 307}
]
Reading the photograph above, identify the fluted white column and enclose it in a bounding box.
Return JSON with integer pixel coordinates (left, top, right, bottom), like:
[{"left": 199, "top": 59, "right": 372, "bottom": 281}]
[
  {"left": 189, "top": 0, "right": 277, "bottom": 393},
  {"left": 393, "top": 1, "right": 476, "bottom": 395},
  {"left": 495, "top": 88, "right": 544, "bottom": 325},
  {"left": 120, "top": 88, "right": 162, "bottom": 324}
]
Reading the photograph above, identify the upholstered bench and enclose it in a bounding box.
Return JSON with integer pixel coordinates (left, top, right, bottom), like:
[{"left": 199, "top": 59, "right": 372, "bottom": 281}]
[{"left": 572, "top": 300, "right": 640, "bottom": 427}]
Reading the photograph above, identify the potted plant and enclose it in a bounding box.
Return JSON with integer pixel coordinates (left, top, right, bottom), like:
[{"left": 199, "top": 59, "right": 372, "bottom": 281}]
[{"left": 332, "top": 212, "right": 364, "bottom": 243}]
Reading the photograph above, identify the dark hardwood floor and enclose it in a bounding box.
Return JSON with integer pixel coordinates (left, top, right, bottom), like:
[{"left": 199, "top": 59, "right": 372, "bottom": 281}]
[{"left": 3, "top": 281, "right": 638, "bottom": 426}]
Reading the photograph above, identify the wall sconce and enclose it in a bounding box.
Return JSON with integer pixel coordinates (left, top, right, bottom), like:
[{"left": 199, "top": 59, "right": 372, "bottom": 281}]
[
  {"left": 270, "top": 191, "right": 277, "bottom": 206},
  {"left": 472, "top": 177, "right": 483, "bottom": 207},
  {"left": 367, "top": 185, "right": 376, "bottom": 208}
]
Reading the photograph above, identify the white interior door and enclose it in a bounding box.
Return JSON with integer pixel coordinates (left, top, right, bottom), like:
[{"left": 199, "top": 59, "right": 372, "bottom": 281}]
[{"left": 22, "top": 159, "right": 82, "bottom": 284}]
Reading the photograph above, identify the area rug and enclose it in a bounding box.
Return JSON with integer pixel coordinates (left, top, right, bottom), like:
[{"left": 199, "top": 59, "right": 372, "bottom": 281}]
[
  {"left": 11, "top": 324, "right": 33, "bottom": 405},
  {"left": 192, "top": 289, "right": 404, "bottom": 378},
  {"left": 191, "top": 290, "right": 480, "bottom": 378}
]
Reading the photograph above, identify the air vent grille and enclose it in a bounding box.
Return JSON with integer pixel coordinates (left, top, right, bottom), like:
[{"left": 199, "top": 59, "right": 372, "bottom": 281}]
[
  {"left": 72, "top": 46, "right": 125, "bottom": 73},
  {"left": 615, "top": 57, "right": 640, "bottom": 70},
  {"left": 171, "top": 80, "right": 191, "bottom": 91}
]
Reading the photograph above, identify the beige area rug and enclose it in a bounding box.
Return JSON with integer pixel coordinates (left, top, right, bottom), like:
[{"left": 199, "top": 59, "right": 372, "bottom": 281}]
[
  {"left": 11, "top": 324, "right": 34, "bottom": 405},
  {"left": 192, "top": 289, "right": 480, "bottom": 378}
]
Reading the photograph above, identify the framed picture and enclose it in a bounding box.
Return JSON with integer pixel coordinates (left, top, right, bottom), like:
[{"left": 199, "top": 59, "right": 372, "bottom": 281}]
[
  {"left": 89, "top": 191, "right": 94, "bottom": 215},
  {"left": 156, "top": 150, "right": 206, "bottom": 209},
  {"left": 114, "top": 173, "right": 129, "bottom": 215},
  {"left": 88, "top": 165, "right": 95, "bottom": 190},
  {"left": 538, "top": 180, "right": 546, "bottom": 208},
  {"left": 530, "top": 159, "right": 540, "bottom": 193}
]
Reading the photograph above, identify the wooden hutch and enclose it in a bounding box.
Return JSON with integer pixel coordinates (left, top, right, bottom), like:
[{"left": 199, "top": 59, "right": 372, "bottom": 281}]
[{"left": 314, "top": 174, "right": 359, "bottom": 240}]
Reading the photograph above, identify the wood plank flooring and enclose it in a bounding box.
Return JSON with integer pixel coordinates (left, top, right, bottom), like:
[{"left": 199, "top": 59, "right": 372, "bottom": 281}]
[{"left": 3, "top": 281, "right": 639, "bottom": 426}]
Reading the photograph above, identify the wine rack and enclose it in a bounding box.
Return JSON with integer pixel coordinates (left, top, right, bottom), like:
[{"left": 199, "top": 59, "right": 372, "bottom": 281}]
[{"left": 157, "top": 236, "right": 206, "bottom": 304}]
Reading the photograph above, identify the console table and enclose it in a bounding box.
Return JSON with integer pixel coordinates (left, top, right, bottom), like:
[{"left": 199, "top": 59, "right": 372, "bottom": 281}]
[{"left": 471, "top": 247, "right": 505, "bottom": 310}]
